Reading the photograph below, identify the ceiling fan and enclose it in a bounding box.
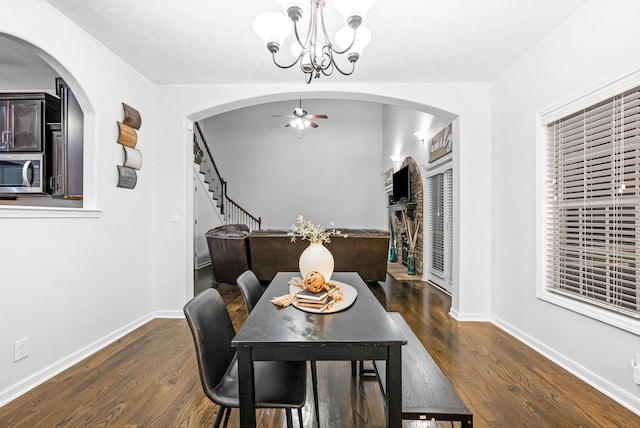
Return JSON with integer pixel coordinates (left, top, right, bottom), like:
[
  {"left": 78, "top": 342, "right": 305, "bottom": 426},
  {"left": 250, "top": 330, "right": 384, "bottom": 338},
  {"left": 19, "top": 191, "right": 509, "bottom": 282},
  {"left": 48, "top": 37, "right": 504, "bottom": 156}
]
[{"left": 273, "top": 100, "right": 328, "bottom": 129}]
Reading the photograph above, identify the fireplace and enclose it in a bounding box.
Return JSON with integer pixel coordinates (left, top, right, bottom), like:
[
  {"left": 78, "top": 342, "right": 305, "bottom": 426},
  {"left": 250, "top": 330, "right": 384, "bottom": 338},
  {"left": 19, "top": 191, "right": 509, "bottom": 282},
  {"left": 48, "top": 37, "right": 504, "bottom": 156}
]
[{"left": 401, "top": 234, "right": 409, "bottom": 266}]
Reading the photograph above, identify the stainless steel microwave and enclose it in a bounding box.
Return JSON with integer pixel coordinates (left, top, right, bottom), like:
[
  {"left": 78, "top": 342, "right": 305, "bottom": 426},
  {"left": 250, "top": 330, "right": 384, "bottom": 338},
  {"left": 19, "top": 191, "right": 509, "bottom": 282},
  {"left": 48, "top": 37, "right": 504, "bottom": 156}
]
[{"left": 0, "top": 153, "right": 44, "bottom": 194}]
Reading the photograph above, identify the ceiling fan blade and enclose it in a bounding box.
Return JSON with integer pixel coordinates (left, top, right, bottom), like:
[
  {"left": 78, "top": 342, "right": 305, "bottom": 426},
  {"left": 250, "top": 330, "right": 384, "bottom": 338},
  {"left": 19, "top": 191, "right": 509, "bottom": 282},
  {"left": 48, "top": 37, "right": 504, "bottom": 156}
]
[
  {"left": 284, "top": 123, "right": 292, "bottom": 127},
  {"left": 306, "top": 114, "right": 328, "bottom": 119},
  {"left": 308, "top": 121, "right": 319, "bottom": 128},
  {"left": 273, "top": 114, "right": 296, "bottom": 118}
]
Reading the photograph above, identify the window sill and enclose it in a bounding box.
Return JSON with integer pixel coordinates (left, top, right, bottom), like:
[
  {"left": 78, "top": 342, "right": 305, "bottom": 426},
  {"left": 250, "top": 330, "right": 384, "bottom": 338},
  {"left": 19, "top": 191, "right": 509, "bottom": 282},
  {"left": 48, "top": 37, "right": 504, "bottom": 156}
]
[
  {"left": 537, "top": 287, "right": 640, "bottom": 336},
  {"left": 0, "top": 205, "right": 101, "bottom": 219}
]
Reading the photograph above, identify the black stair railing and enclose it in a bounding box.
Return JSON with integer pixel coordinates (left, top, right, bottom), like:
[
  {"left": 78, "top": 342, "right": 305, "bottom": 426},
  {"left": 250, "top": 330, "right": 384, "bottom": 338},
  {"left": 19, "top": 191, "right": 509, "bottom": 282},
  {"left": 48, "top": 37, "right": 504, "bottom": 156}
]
[{"left": 194, "top": 122, "right": 262, "bottom": 231}]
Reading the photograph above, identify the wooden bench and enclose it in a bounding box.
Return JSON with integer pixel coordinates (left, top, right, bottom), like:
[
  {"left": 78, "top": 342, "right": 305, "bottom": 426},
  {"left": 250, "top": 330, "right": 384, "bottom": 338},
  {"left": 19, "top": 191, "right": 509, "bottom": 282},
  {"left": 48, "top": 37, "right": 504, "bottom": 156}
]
[{"left": 374, "top": 312, "right": 473, "bottom": 427}]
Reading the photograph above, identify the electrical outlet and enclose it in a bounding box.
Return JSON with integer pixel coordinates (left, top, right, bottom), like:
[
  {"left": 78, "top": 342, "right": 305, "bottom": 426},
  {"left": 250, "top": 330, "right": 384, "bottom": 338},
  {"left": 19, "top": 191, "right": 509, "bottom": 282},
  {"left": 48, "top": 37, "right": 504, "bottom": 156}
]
[{"left": 14, "top": 338, "right": 29, "bottom": 362}]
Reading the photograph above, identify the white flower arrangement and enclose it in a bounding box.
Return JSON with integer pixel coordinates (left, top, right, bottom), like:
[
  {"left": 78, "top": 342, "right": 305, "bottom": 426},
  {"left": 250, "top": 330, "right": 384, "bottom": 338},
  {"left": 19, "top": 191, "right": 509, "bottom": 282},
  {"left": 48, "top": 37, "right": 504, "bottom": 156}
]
[{"left": 288, "top": 215, "right": 347, "bottom": 244}]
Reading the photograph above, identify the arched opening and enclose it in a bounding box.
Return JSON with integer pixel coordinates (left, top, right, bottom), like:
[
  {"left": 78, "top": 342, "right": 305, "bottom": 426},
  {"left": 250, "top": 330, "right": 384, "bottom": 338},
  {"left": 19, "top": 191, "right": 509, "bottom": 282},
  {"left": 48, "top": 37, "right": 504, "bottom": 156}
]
[
  {"left": 188, "top": 93, "right": 457, "bottom": 297},
  {"left": 0, "top": 34, "right": 87, "bottom": 208}
]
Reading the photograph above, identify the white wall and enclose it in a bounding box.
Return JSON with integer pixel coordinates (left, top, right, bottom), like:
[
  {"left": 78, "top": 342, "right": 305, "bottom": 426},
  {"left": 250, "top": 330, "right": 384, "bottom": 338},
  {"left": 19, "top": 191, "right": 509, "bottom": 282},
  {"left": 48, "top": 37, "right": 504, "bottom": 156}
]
[
  {"left": 0, "top": 0, "right": 158, "bottom": 404},
  {"left": 198, "top": 99, "right": 385, "bottom": 229},
  {"left": 492, "top": 0, "right": 640, "bottom": 412}
]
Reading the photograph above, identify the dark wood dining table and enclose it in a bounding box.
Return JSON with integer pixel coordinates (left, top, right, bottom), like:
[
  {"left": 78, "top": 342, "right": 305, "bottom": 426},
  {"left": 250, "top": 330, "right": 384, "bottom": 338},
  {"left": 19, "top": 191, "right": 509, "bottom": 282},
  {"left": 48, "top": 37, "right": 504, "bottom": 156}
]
[{"left": 231, "top": 271, "right": 406, "bottom": 427}]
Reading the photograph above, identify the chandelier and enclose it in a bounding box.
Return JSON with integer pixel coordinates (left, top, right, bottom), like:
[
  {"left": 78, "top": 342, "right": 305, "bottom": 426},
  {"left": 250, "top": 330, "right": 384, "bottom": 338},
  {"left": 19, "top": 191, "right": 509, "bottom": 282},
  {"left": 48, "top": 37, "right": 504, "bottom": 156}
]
[{"left": 253, "top": 0, "right": 375, "bottom": 83}]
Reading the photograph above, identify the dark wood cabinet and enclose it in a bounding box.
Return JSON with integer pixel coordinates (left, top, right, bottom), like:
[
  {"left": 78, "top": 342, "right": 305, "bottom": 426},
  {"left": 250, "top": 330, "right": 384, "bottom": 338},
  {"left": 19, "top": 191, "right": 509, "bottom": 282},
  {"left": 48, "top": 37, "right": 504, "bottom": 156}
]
[
  {"left": 48, "top": 79, "right": 83, "bottom": 198},
  {"left": 46, "top": 123, "right": 65, "bottom": 197},
  {"left": 0, "top": 93, "right": 60, "bottom": 152}
]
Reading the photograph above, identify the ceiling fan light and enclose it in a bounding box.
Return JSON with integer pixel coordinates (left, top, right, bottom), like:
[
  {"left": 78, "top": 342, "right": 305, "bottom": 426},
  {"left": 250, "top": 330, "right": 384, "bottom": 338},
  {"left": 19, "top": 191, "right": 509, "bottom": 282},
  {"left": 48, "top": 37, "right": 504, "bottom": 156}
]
[
  {"left": 290, "top": 117, "right": 306, "bottom": 129},
  {"left": 253, "top": 12, "right": 291, "bottom": 47},
  {"left": 333, "top": 0, "right": 376, "bottom": 22}
]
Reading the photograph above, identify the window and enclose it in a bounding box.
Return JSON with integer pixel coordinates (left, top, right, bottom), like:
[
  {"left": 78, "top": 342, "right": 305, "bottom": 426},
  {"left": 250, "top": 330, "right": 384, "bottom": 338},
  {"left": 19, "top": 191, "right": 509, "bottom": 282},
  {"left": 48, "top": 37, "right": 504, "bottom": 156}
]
[
  {"left": 427, "top": 168, "right": 453, "bottom": 293},
  {"left": 544, "top": 85, "right": 640, "bottom": 320}
]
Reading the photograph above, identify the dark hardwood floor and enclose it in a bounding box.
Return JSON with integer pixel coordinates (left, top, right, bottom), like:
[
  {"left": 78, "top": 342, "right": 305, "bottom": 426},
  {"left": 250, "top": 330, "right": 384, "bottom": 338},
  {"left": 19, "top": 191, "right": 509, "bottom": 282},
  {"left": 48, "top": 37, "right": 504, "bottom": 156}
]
[{"left": 1, "top": 266, "right": 638, "bottom": 427}]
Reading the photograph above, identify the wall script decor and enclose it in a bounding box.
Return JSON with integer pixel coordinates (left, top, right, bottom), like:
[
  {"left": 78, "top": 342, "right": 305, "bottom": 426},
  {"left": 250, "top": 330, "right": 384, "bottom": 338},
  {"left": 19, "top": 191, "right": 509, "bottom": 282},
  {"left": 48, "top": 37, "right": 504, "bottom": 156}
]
[
  {"left": 428, "top": 123, "right": 452, "bottom": 163},
  {"left": 116, "top": 103, "right": 142, "bottom": 189}
]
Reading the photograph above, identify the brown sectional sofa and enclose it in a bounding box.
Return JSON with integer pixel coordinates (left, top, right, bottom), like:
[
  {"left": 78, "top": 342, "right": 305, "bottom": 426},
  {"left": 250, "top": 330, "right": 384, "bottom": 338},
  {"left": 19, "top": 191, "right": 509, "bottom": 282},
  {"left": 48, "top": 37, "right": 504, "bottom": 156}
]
[
  {"left": 248, "top": 229, "right": 390, "bottom": 283},
  {"left": 205, "top": 225, "right": 391, "bottom": 284}
]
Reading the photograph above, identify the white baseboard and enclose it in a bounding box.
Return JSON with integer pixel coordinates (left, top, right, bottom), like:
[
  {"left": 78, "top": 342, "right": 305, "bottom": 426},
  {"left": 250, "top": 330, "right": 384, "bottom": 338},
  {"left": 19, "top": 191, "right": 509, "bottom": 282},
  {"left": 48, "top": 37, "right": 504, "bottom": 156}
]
[
  {"left": 449, "top": 308, "right": 490, "bottom": 322},
  {"left": 0, "top": 312, "right": 159, "bottom": 407},
  {"left": 491, "top": 314, "right": 640, "bottom": 416}
]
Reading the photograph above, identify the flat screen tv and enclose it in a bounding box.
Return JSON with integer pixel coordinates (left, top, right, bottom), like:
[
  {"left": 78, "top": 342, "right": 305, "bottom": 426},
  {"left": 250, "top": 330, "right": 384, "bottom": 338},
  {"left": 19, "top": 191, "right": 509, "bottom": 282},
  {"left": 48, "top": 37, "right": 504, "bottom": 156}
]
[{"left": 392, "top": 165, "right": 410, "bottom": 203}]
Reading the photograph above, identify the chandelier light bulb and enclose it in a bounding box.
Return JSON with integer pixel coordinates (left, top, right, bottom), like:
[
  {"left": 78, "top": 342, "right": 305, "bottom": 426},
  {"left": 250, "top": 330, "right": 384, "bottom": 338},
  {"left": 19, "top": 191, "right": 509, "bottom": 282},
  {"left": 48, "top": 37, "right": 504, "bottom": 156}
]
[
  {"left": 336, "top": 25, "right": 371, "bottom": 59},
  {"left": 290, "top": 40, "right": 304, "bottom": 58},
  {"left": 253, "top": 12, "right": 292, "bottom": 50}
]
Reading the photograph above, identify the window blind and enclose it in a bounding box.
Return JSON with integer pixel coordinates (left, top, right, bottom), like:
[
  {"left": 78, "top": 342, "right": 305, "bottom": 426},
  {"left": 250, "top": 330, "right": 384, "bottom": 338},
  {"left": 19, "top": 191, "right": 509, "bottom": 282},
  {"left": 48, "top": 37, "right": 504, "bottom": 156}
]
[
  {"left": 546, "top": 86, "right": 640, "bottom": 318},
  {"left": 445, "top": 169, "right": 453, "bottom": 288},
  {"left": 429, "top": 173, "right": 445, "bottom": 277}
]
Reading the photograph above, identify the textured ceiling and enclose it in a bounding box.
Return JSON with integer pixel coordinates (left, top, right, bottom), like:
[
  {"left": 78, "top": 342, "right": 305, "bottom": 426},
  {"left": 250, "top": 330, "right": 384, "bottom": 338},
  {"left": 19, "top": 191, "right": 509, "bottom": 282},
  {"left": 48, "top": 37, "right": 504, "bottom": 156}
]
[
  {"left": 0, "top": 35, "right": 58, "bottom": 91},
  {"left": 39, "top": 0, "right": 588, "bottom": 85}
]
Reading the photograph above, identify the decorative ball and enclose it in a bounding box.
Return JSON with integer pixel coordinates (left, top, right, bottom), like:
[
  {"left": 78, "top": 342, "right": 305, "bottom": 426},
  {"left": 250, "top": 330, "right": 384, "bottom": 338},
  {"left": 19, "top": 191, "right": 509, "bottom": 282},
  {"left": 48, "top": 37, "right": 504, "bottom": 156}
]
[{"left": 304, "top": 271, "right": 326, "bottom": 293}]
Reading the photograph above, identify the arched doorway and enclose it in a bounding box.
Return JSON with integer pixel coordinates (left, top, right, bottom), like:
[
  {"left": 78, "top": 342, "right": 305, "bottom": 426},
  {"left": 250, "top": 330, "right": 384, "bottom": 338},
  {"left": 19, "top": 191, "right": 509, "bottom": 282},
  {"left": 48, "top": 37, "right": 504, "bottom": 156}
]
[{"left": 187, "top": 93, "right": 457, "bottom": 297}]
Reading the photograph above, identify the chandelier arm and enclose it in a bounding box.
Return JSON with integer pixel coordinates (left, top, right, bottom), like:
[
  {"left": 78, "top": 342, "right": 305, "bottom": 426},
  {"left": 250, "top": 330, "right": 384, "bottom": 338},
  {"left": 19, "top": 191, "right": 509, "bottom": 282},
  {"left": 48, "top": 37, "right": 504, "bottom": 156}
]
[
  {"left": 271, "top": 52, "right": 302, "bottom": 70},
  {"left": 330, "top": 56, "right": 355, "bottom": 76},
  {"left": 331, "top": 27, "right": 357, "bottom": 55},
  {"left": 318, "top": 4, "right": 357, "bottom": 55},
  {"left": 293, "top": 10, "right": 313, "bottom": 51},
  {"left": 319, "top": 46, "right": 335, "bottom": 74}
]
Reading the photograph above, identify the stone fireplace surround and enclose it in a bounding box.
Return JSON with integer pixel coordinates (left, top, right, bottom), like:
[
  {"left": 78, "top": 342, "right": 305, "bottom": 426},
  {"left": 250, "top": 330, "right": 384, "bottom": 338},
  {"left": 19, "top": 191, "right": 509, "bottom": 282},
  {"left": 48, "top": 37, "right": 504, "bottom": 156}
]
[{"left": 388, "top": 157, "right": 423, "bottom": 277}]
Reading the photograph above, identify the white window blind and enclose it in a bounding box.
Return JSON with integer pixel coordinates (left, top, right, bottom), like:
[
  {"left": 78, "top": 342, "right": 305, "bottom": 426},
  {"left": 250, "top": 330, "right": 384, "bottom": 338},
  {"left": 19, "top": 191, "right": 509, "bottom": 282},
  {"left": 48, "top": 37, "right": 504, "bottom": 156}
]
[
  {"left": 429, "top": 173, "right": 445, "bottom": 277},
  {"left": 546, "top": 86, "right": 640, "bottom": 318},
  {"left": 445, "top": 169, "right": 453, "bottom": 288}
]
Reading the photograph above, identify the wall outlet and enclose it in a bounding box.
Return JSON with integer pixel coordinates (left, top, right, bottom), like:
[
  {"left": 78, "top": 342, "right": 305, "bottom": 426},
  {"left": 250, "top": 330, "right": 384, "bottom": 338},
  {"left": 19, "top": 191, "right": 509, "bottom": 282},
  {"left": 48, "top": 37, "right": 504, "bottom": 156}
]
[{"left": 14, "top": 337, "right": 29, "bottom": 362}]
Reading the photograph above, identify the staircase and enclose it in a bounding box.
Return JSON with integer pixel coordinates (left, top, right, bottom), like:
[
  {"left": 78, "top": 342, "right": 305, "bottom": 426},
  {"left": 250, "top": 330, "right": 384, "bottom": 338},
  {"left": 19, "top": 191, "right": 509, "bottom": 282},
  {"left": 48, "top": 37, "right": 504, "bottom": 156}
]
[{"left": 193, "top": 122, "right": 261, "bottom": 231}]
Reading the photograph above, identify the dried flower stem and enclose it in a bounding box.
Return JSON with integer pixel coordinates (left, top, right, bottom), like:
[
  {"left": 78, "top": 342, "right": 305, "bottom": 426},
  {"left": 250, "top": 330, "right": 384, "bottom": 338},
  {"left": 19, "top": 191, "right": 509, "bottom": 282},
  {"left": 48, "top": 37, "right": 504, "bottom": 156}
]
[
  {"left": 402, "top": 210, "right": 421, "bottom": 253},
  {"left": 287, "top": 215, "right": 347, "bottom": 244}
]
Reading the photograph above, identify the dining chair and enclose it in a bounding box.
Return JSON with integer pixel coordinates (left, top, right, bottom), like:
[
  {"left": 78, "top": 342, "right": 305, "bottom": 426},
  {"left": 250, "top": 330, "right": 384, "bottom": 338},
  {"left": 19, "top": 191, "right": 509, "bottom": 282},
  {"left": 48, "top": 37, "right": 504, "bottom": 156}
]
[
  {"left": 184, "top": 287, "right": 307, "bottom": 428},
  {"left": 236, "top": 269, "right": 320, "bottom": 427}
]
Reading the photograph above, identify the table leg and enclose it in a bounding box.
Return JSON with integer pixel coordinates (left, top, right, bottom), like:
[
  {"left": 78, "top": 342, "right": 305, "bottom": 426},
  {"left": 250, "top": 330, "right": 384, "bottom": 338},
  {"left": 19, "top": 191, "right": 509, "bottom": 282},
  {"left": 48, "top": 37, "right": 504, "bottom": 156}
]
[
  {"left": 237, "top": 347, "right": 256, "bottom": 428},
  {"left": 386, "top": 344, "right": 402, "bottom": 427}
]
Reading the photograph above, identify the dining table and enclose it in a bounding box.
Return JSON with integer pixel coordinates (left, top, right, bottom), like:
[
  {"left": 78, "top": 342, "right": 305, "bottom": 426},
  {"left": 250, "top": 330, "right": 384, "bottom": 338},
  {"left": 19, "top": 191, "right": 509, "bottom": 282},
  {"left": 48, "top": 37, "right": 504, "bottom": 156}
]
[{"left": 231, "top": 271, "right": 406, "bottom": 427}]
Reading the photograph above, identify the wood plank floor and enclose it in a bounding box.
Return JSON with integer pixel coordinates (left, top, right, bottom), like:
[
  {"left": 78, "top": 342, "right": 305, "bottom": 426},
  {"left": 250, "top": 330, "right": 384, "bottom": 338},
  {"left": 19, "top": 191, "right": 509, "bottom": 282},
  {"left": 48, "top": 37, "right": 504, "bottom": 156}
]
[{"left": 1, "top": 267, "right": 639, "bottom": 427}]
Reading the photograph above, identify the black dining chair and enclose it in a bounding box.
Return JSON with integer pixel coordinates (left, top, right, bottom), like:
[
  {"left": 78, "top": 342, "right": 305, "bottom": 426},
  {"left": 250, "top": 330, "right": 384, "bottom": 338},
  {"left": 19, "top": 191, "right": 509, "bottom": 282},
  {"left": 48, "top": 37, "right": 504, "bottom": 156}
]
[
  {"left": 184, "top": 287, "right": 307, "bottom": 428},
  {"left": 236, "top": 270, "right": 320, "bottom": 427}
]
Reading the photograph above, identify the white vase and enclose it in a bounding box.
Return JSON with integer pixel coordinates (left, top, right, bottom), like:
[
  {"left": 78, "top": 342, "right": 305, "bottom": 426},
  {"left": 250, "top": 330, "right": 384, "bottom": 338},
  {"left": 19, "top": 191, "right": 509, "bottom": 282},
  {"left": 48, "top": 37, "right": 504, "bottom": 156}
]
[{"left": 299, "top": 242, "right": 334, "bottom": 281}]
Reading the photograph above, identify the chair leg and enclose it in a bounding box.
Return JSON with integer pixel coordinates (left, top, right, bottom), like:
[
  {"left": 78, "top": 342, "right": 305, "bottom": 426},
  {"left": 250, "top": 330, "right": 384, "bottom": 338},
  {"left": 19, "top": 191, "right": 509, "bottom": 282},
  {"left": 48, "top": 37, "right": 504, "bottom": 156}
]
[
  {"left": 297, "top": 408, "right": 303, "bottom": 427},
  {"left": 213, "top": 406, "right": 226, "bottom": 428},
  {"left": 221, "top": 407, "right": 231, "bottom": 428},
  {"left": 285, "top": 408, "right": 293, "bottom": 428},
  {"left": 311, "top": 361, "right": 320, "bottom": 427}
]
